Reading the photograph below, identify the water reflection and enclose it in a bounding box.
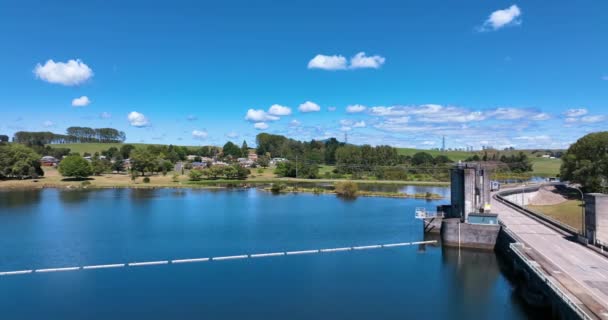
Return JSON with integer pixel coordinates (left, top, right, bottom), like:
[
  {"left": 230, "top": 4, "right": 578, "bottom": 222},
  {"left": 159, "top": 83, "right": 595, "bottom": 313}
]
[
  {"left": 58, "top": 189, "right": 94, "bottom": 204},
  {"left": 0, "top": 189, "right": 42, "bottom": 209}
]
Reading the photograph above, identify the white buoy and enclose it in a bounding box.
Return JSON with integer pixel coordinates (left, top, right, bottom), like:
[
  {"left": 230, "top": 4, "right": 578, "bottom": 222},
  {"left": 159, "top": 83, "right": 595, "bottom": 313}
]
[
  {"left": 382, "top": 242, "right": 411, "bottom": 247},
  {"left": 128, "top": 261, "right": 168, "bottom": 267},
  {"left": 212, "top": 255, "right": 248, "bottom": 261},
  {"left": 285, "top": 250, "right": 319, "bottom": 255},
  {"left": 250, "top": 252, "right": 285, "bottom": 258},
  {"left": 171, "top": 258, "right": 210, "bottom": 264},
  {"left": 0, "top": 270, "right": 33, "bottom": 276},
  {"left": 35, "top": 267, "right": 80, "bottom": 273},
  {"left": 82, "top": 264, "right": 125, "bottom": 270},
  {"left": 353, "top": 245, "right": 382, "bottom": 250},
  {"left": 320, "top": 247, "right": 351, "bottom": 253}
]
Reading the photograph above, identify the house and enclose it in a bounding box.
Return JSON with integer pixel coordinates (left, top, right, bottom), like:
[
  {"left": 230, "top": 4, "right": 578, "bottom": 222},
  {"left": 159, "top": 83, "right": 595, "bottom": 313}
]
[
  {"left": 248, "top": 153, "right": 258, "bottom": 161},
  {"left": 270, "top": 157, "right": 288, "bottom": 165},
  {"left": 186, "top": 155, "right": 197, "bottom": 161},
  {"left": 237, "top": 158, "right": 255, "bottom": 167},
  {"left": 40, "top": 156, "right": 59, "bottom": 166}
]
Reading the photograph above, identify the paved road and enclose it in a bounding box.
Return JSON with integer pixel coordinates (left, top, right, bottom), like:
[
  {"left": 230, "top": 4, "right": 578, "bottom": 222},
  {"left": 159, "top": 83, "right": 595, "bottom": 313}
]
[{"left": 493, "top": 193, "right": 608, "bottom": 319}]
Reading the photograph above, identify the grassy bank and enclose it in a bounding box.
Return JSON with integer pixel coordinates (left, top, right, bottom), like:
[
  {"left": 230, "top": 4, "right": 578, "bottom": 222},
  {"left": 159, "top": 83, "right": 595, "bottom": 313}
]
[
  {"left": 0, "top": 167, "right": 449, "bottom": 192},
  {"left": 527, "top": 200, "right": 583, "bottom": 231}
]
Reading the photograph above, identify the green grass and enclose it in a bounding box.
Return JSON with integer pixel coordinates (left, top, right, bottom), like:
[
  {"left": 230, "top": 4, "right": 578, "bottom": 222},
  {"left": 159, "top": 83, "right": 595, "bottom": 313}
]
[
  {"left": 396, "top": 148, "right": 472, "bottom": 161},
  {"left": 530, "top": 157, "right": 561, "bottom": 177},
  {"left": 48, "top": 143, "right": 199, "bottom": 155},
  {"left": 527, "top": 200, "right": 583, "bottom": 231}
]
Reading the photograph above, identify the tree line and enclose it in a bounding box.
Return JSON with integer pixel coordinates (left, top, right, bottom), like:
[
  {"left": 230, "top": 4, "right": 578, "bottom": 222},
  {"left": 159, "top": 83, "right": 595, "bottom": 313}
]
[{"left": 12, "top": 127, "right": 126, "bottom": 145}]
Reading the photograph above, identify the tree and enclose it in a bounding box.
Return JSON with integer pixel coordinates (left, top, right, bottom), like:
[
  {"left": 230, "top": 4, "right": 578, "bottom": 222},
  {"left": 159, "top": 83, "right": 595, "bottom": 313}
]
[
  {"left": 130, "top": 149, "right": 157, "bottom": 176},
  {"left": 411, "top": 152, "right": 434, "bottom": 166},
  {"left": 256, "top": 155, "right": 270, "bottom": 168},
  {"left": 91, "top": 157, "right": 111, "bottom": 175},
  {"left": 0, "top": 144, "right": 44, "bottom": 179},
  {"left": 58, "top": 155, "right": 92, "bottom": 178},
  {"left": 120, "top": 144, "right": 136, "bottom": 159},
  {"left": 0, "top": 135, "right": 8, "bottom": 143},
  {"left": 222, "top": 141, "right": 242, "bottom": 158},
  {"left": 241, "top": 140, "right": 249, "bottom": 156},
  {"left": 561, "top": 132, "right": 608, "bottom": 192}
]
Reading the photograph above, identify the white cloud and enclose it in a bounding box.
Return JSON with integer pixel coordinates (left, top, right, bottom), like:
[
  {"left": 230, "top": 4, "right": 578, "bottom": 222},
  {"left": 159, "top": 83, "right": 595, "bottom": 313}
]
[
  {"left": 370, "top": 106, "right": 410, "bottom": 117},
  {"left": 340, "top": 126, "right": 352, "bottom": 132},
  {"left": 192, "top": 130, "right": 208, "bottom": 140},
  {"left": 71, "top": 96, "right": 90, "bottom": 107},
  {"left": 327, "top": 106, "right": 337, "bottom": 112},
  {"left": 127, "top": 111, "right": 150, "bottom": 127},
  {"left": 564, "top": 108, "right": 588, "bottom": 117},
  {"left": 298, "top": 101, "right": 321, "bottom": 113},
  {"left": 353, "top": 120, "right": 366, "bottom": 128},
  {"left": 268, "top": 104, "right": 292, "bottom": 116},
  {"left": 226, "top": 131, "right": 239, "bottom": 139},
  {"left": 602, "top": 75, "right": 608, "bottom": 81},
  {"left": 43, "top": 120, "right": 55, "bottom": 128},
  {"left": 481, "top": 5, "right": 522, "bottom": 31},
  {"left": 245, "top": 109, "right": 279, "bottom": 122},
  {"left": 307, "top": 54, "right": 347, "bottom": 70},
  {"left": 100, "top": 112, "right": 112, "bottom": 119},
  {"left": 308, "top": 52, "right": 386, "bottom": 70},
  {"left": 254, "top": 122, "right": 269, "bottom": 130},
  {"left": 289, "top": 119, "right": 301, "bottom": 127},
  {"left": 531, "top": 113, "right": 551, "bottom": 121},
  {"left": 346, "top": 104, "right": 367, "bottom": 113},
  {"left": 581, "top": 115, "right": 606, "bottom": 123},
  {"left": 565, "top": 117, "right": 578, "bottom": 123},
  {"left": 339, "top": 119, "right": 352, "bottom": 126},
  {"left": 349, "top": 52, "right": 385, "bottom": 69},
  {"left": 34, "top": 59, "right": 93, "bottom": 86}
]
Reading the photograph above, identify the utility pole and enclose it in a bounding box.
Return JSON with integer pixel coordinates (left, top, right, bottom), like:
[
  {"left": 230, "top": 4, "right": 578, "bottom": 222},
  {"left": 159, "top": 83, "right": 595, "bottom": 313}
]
[
  {"left": 442, "top": 136, "right": 445, "bottom": 152},
  {"left": 295, "top": 154, "right": 298, "bottom": 178}
]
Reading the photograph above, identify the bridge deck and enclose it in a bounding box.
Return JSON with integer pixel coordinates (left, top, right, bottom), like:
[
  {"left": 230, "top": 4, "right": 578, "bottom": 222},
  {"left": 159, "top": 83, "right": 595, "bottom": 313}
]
[{"left": 493, "top": 194, "right": 608, "bottom": 319}]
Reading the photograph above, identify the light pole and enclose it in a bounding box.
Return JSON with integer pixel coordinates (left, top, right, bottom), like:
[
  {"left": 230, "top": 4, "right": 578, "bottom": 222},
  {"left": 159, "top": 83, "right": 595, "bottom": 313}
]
[
  {"left": 570, "top": 185, "right": 585, "bottom": 237},
  {"left": 521, "top": 183, "right": 526, "bottom": 208}
]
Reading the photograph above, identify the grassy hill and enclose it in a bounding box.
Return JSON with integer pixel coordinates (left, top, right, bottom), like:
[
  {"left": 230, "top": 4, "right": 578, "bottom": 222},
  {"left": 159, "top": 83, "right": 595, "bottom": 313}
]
[{"left": 48, "top": 143, "right": 198, "bottom": 155}]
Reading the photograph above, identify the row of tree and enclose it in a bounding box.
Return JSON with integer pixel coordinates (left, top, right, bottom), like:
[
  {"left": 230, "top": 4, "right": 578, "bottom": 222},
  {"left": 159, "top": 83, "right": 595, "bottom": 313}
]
[
  {"left": 12, "top": 127, "right": 126, "bottom": 145},
  {"left": 189, "top": 165, "right": 250, "bottom": 181}
]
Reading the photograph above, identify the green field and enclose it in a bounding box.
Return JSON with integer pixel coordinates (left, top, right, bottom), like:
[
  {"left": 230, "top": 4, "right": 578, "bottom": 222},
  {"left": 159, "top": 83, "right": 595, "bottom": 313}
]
[
  {"left": 530, "top": 157, "right": 562, "bottom": 177},
  {"left": 48, "top": 143, "right": 198, "bottom": 155},
  {"left": 396, "top": 148, "right": 472, "bottom": 161}
]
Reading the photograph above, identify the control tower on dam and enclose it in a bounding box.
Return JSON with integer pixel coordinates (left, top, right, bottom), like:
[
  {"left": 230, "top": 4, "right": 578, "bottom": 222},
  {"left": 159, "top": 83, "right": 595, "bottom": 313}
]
[{"left": 418, "top": 162, "right": 500, "bottom": 249}]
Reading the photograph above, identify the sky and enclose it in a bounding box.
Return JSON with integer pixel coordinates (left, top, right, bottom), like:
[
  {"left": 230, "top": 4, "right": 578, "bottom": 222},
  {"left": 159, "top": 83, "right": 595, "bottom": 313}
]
[{"left": 0, "top": 0, "right": 607, "bottom": 150}]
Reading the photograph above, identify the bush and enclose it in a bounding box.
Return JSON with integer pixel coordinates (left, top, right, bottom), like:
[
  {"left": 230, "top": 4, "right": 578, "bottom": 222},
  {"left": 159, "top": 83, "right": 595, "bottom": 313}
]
[
  {"left": 270, "top": 183, "right": 286, "bottom": 193},
  {"left": 189, "top": 169, "right": 204, "bottom": 181},
  {"left": 143, "top": 177, "right": 150, "bottom": 183},
  {"left": 81, "top": 181, "right": 91, "bottom": 187},
  {"left": 58, "top": 155, "right": 92, "bottom": 178},
  {"left": 172, "top": 173, "right": 180, "bottom": 183},
  {"left": 334, "top": 181, "right": 358, "bottom": 198}
]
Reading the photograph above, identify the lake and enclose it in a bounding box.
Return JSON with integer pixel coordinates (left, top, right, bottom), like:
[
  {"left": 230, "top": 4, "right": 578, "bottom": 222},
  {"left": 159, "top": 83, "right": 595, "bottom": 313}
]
[{"left": 0, "top": 188, "right": 535, "bottom": 319}]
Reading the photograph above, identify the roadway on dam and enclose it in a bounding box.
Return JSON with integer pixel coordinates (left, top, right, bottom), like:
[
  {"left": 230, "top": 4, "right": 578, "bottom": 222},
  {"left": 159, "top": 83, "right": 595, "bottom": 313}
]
[{"left": 494, "top": 190, "right": 608, "bottom": 319}]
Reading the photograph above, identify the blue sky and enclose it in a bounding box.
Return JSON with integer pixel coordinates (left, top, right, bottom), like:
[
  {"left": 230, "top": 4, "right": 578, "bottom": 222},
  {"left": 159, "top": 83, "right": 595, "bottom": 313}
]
[{"left": 0, "top": 0, "right": 607, "bottom": 149}]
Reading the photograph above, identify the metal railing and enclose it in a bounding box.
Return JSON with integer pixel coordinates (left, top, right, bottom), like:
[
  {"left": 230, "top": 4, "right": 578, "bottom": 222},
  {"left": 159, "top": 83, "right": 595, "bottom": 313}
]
[
  {"left": 510, "top": 243, "right": 594, "bottom": 320},
  {"left": 414, "top": 207, "right": 441, "bottom": 219}
]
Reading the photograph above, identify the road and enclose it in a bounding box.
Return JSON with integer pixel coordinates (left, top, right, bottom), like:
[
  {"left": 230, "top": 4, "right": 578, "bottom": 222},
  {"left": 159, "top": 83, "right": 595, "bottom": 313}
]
[{"left": 493, "top": 192, "right": 608, "bottom": 319}]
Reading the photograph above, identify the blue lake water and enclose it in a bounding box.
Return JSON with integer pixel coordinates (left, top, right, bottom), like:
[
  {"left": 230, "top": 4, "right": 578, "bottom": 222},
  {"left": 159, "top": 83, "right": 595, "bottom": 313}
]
[{"left": 0, "top": 188, "right": 534, "bottom": 319}]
